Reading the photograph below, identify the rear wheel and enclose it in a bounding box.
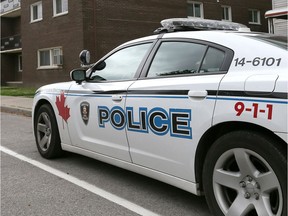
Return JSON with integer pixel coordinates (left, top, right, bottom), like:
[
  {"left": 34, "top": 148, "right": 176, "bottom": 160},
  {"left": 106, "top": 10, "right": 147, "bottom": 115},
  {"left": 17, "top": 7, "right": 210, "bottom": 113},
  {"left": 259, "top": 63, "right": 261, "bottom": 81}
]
[
  {"left": 34, "top": 104, "right": 63, "bottom": 158},
  {"left": 203, "top": 131, "right": 287, "bottom": 216}
]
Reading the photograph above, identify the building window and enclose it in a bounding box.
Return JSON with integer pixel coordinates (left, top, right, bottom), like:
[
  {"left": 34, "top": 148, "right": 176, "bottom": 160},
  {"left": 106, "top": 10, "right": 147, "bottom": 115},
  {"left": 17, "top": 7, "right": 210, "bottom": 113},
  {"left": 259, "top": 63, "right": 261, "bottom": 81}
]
[
  {"left": 38, "top": 47, "right": 63, "bottom": 69},
  {"left": 53, "top": 0, "right": 68, "bottom": 17},
  {"left": 187, "top": 1, "right": 204, "bottom": 18},
  {"left": 222, "top": 6, "right": 232, "bottom": 21},
  {"left": 249, "top": 9, "right": 261, "bottom": 24},
  {"left": 30, "top": 1, "right": 42, "bottom": 23},
  {"left": 18, "top": 55, "right": 22, "bottom": 72}
]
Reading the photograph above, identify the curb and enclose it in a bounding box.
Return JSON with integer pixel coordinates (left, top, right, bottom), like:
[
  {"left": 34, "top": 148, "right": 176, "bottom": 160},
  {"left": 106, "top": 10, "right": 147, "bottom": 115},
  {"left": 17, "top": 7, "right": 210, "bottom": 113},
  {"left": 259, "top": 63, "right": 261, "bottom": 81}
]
[{"left": 1, "top": 106, "right": 32, "bottom": 117}]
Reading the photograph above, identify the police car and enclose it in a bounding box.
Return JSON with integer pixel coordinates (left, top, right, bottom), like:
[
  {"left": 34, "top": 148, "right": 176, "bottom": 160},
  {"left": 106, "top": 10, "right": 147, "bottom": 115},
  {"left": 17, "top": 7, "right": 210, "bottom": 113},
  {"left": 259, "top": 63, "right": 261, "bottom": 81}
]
[{"left": 32, "top": 18, "right": 287, "bottom": 216}]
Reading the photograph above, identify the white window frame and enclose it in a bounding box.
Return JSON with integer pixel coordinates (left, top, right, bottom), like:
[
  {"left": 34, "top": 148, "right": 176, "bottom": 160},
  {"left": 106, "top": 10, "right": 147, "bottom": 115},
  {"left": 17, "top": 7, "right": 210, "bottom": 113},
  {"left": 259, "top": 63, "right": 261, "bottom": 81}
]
[
  {"left": 249, "top": 9, "right": 261, "bottom": 24},
  {"left": 221, "top": 6, "right": 232, "bottom": 21},
  {"left": 187, "top": 1, "right": 204, "bottom": 18},
  {"left": 53, "top": 0, "right": 68, "bottom": 17},
  {"left": 18, "top": 54, "right": 22, "bottom": 72},
  {"left": 30, "top": 1, "right": 43, "bottom": 23},
  {"left": 38, "top": 47, "right": 63, "bottom": 69}
]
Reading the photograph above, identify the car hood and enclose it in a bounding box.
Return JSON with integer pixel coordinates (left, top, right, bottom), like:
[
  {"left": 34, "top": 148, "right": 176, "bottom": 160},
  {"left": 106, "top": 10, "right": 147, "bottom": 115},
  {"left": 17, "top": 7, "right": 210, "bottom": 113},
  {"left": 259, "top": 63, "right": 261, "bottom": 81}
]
[{"left": 35, "top": 81, "right": 74, "bottom": 96}]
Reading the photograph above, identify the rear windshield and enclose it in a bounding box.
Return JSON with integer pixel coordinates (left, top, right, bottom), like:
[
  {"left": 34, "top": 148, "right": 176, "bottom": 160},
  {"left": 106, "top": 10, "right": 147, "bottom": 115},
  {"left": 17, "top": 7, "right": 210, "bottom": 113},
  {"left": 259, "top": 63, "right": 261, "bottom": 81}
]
[{"left": 246, "top": 34, "right": 287, "bottom": 50}]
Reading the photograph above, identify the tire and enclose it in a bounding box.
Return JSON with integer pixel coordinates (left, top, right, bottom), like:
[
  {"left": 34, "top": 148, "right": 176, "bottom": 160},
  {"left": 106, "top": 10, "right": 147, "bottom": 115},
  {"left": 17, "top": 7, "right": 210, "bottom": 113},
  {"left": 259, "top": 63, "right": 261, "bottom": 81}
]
[
  {"left": 203, "top": 131, "right": 287, "bottom": 216},
  {"left": 34, "top": 104, "right": 63, "bottom": 159}
]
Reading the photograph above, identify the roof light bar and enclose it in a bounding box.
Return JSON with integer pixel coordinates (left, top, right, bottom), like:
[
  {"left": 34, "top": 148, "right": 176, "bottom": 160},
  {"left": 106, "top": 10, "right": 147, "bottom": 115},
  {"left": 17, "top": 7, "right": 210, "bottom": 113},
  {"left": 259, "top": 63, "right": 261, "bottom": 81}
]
[{"left": 154, "top": 18, "right": 250, "bottom": 34}]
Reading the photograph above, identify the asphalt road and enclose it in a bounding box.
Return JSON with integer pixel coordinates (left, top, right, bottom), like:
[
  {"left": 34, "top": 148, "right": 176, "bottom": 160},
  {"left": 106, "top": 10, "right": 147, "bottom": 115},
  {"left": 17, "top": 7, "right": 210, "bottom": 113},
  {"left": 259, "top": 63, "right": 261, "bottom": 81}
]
[{"left": 1, "top": 112, "right": 212, "bottom": 216}]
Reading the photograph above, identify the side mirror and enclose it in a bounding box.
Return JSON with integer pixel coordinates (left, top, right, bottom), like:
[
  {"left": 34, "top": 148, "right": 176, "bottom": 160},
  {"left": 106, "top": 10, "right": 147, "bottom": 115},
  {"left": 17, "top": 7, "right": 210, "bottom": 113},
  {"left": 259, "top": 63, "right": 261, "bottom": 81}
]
[
  {"left": 70, "top": 69, "right": 86, "bottom": 84},
  {"left": 79, "top": 50, "right": 90, "bottom": 66}
]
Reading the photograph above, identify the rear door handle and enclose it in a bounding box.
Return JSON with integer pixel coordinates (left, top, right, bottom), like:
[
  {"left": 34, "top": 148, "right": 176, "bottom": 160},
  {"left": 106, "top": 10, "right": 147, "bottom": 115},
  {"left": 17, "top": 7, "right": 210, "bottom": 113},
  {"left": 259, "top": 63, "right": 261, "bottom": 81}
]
[
  {"left": 112, "top": 95, "right": 123, "bottom": 102},
  {"left": 188, "top": 90, "right": 207, "bottom": 99}
]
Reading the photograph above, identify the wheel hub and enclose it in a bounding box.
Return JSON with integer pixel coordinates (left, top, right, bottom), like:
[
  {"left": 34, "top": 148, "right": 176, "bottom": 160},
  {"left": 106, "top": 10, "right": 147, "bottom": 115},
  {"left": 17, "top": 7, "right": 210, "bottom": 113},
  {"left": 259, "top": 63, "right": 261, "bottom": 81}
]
[
  {"left": 45, "top": 128, "right": 51, "bottom": 136},
  {"left": 239, "top": 175, "right": 261, "bottom": 200}
]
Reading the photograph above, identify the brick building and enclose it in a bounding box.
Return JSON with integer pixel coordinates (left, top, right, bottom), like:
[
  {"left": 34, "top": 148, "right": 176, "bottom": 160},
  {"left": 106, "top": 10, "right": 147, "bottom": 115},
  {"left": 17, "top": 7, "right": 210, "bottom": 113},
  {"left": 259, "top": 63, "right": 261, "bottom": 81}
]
[{"left": 1, "top": 0, "right": 272, "bottom": 87}]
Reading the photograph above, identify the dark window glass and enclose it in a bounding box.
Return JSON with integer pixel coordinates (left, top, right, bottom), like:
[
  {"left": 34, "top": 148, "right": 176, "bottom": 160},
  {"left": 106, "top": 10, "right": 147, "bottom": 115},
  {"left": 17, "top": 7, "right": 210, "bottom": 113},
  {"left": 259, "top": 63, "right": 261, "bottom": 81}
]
[
  {"left": 200, "top": 47, "right": 225, "bottom": 72},
  {"left": 56, "top": 0, "right": 62, "bottom": 14},
  {"left": 147, "top": 42, "right": 207, "bottom": 77},
  {"left": 194, "top": 4, "right": 201, "bottom": 17},
  {"left": 90, "top": 43, "right": 152, "bottom": 81},
  {"left": 222, "top": 7, "right": 230, "bottom": 20},
  {"left": 40, "top": 50, "right": 50, "bottom": 66},
  {"left": 33, "top": 6, "right": 38, "bottom": 20},
  {"left": 18, "top": 55, "right": 22, "bottom": 71}
]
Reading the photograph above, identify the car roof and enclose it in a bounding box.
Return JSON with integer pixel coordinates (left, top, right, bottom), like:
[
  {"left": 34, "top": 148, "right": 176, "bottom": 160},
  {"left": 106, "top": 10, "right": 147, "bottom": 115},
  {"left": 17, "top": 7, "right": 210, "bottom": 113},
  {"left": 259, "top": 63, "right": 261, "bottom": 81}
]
[{"left": 123, "top": 30, "right": 287, "bottom": 51}]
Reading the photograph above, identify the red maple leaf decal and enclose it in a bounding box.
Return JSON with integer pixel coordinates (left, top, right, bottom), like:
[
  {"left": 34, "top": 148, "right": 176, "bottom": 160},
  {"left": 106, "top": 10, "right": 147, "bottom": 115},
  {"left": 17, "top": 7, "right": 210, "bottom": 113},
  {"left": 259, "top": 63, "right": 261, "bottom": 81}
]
[{"left": 55, "top": 91, "right": 70, "bottom": 122}]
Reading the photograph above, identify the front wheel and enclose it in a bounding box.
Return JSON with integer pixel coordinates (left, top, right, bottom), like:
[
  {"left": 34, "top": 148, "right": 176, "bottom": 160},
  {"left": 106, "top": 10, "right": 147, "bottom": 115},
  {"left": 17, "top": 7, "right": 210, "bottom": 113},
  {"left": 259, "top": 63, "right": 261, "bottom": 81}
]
[
  {"left": 203, "top": 131, "right": 287, "bottom": 216},
  {"left": 34, "top": 104, "right": 63, "bottom": 159}
]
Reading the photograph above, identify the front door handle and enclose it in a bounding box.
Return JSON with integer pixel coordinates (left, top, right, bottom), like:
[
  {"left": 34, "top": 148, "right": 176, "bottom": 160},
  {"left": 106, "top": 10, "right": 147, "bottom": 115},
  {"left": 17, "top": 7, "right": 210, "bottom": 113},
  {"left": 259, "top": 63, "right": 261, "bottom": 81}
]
[
  {"left": 188, "top": 90, "right": 207, "bottom": 99},
  {"left": 112, "top": 95, "right": 123, "bottom": 102}
]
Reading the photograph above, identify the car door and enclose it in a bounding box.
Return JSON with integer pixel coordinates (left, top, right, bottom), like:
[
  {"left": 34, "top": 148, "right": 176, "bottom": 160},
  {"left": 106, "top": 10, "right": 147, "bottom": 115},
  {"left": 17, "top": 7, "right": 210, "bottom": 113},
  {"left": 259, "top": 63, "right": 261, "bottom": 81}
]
[
  {"left": 66, "top": 42, "right": 154, "bottom": 162},
  {"left": 125, "top": 39, "right": 233, "bottom": 181}
]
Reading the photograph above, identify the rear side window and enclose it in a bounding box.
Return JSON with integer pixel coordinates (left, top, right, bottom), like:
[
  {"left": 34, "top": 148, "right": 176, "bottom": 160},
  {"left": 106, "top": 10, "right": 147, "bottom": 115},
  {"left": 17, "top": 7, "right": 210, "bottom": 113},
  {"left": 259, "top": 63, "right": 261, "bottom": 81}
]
[
  {"left": 200, "top": 47, "right": 225, "bottom": 73},
  {"left": 147, "top": 42, "right": 206, "bottom": 77},
  {"left": 147, "top": 41, "right": 226, "bottom": 78}
]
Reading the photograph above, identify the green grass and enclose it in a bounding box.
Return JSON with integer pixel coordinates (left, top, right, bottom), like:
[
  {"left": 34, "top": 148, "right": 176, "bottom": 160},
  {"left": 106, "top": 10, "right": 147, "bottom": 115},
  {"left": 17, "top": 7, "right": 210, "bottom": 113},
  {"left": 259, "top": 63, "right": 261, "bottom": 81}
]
[{"left": 0, "top": 87, "right": 37, "bottom": 98}]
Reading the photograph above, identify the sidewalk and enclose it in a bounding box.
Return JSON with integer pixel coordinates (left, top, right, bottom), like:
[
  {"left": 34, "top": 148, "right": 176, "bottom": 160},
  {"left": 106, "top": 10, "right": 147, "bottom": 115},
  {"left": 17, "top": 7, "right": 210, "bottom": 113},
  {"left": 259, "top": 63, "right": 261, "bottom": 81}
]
[{"left": 1, "top": 96, "right": 33, "bottom": 117}]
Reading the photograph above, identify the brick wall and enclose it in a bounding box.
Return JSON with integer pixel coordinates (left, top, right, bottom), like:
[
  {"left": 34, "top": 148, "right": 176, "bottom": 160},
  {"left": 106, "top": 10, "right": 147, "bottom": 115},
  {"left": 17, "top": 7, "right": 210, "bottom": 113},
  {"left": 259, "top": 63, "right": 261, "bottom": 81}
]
[
  {"left": 9, "top": 0, "right": 272, "bottom": 86},
  {"left": 92, "top": 0, "right": 186, "bottom": 60},
  {"left": 21, "top": 0, "right": 84, "bottom": 87}
]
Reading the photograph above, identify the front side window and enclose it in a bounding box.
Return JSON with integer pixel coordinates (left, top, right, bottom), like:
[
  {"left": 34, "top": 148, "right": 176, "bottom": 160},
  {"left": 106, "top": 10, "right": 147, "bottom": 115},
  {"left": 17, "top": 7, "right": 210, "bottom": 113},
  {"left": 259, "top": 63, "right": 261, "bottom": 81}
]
[
  {"left": 249, "top": 9, "right": 261, "bottom": 24},
  {"left": 38, "top": 47, "right": 63, "bottom": 68},
  {"left": 90, "top": 43, "right": 152, "bottom": 81},
  {"left": 30, "top": 1, "right": 42, "bottom": 23},
  {"left": 53, "top": 0, "right": 68, "bottom": 16},
  {"left": 187, "top": 1, "right": 203, "bottom": 18},
  {"left": 222, "top": 6, "right": 232, "bottom": 21}
]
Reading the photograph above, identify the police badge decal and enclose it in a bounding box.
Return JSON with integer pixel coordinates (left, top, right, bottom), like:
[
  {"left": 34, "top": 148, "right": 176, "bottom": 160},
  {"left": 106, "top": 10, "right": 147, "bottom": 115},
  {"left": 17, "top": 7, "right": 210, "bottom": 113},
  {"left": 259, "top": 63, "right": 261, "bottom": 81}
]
[{"left": 80, "top": 102, "right": 90, "bottom": 125}]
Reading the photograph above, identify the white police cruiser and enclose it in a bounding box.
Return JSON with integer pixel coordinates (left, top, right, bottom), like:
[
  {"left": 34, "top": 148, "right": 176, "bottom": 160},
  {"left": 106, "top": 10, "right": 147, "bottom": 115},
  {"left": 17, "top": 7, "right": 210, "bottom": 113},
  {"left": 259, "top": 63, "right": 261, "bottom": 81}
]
[{"left": 33, "top": 18, "right": 287, "bottom": 216}]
